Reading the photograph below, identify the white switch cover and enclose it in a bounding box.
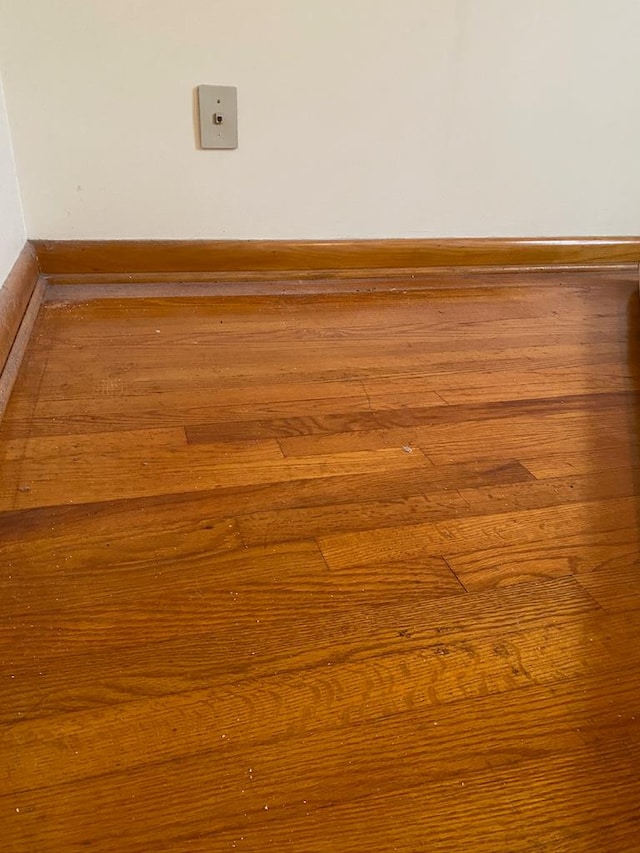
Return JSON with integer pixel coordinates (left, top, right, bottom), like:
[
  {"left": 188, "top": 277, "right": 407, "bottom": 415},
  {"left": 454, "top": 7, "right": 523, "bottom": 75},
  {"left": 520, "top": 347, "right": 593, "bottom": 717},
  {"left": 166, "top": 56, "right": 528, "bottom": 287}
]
[{"left": 197, "top": 85, "right": 238, "bottom": 149}]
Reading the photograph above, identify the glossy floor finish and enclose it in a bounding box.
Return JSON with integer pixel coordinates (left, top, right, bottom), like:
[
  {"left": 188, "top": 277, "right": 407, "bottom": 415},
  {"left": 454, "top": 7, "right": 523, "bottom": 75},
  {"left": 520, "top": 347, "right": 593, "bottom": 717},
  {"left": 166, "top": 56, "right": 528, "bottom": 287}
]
[{"left": 2, "top": 269, "right": 640, "bottom": 851}]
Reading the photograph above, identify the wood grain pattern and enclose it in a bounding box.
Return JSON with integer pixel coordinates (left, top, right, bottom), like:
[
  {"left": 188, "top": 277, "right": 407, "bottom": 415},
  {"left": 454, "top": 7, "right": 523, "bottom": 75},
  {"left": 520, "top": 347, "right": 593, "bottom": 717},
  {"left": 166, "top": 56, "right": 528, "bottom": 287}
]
[
  {"left": 34, "top": 236, "right": 640, "bottom": 275},
  {"left": 0, "top": 431, "right": 427, "bottom": 510},
  {"left": 9, "top": 621, "right": 633, "bottom": 794},
  {"left": 2, "top": 267, "right": 640, "bottom": 851},
  {"left": 238, "top": 469, "right": 639, "bottom": 547},
  {"left": 0, "top": 574, "right": 595, "bottom": 723}
]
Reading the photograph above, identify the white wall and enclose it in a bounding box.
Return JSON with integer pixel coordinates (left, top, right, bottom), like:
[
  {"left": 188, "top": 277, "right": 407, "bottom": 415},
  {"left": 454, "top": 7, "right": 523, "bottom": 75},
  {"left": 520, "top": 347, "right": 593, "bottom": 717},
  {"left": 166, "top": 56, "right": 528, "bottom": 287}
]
[
  {"left": 0, "top": 68, "right": 25, "bottom": 282},
  {"left": 0, "top": 0, "right": 639, "bottom": 240}
]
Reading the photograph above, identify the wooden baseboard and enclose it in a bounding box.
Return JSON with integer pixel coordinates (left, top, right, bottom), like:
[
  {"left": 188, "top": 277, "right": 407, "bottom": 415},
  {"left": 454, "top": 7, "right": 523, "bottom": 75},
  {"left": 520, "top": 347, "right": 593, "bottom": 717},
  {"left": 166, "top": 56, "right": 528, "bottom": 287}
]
[
  {"left": 33, "top": 237, "right": 640, "bottom": 277},
  {"left": 0, "top": 277, "right": 45, "bottom": 420},
  {"left": 0, "top": 243, "right": 40, "bottom": 373},
  {"left": 0, "top": 245, "right": 44, "bottom": 421}
]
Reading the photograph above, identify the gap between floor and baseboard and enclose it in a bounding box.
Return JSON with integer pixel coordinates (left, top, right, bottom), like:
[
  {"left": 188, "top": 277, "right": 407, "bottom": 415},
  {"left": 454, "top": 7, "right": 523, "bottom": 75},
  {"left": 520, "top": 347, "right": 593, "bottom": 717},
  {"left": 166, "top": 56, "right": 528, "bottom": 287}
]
[{"left": 2, "top": 236, "right": 640, "bottom": 418}]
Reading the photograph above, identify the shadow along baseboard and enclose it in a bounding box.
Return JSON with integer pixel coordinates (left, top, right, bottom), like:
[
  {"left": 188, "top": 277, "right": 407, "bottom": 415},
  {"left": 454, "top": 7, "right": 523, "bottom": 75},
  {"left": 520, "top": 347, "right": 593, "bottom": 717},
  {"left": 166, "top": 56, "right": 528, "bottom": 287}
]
[{"left": 33, "top": 237, "right": 640, "bottom": 277}]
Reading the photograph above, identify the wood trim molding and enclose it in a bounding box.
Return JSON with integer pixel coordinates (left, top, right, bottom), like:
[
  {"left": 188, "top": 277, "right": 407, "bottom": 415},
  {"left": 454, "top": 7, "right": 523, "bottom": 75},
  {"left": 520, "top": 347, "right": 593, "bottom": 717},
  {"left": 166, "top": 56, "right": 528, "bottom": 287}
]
[
  {"left": 0, "top": 277, "right": 45, "bottom": 421},
  {"left": 34, "top": 237, "right": 640, "bottom": 277},
  {"left": 0, "top": 243, "right": 40, "bottom": 374},
  {"left": 0, "top": 244, "right": 44, "bottom": 421}
]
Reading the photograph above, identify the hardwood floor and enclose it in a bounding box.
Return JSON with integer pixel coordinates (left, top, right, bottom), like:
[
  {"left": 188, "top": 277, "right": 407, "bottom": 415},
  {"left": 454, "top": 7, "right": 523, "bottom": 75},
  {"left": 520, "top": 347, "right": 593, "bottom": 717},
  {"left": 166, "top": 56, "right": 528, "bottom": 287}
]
[{"left": 1, "top": 268, "right": 640, "bottom": 851}]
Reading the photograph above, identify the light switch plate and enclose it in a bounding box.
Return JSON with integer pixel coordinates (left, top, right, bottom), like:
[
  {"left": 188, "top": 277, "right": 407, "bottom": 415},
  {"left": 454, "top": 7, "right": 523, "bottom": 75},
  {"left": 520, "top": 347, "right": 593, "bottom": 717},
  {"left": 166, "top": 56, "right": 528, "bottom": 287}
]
[{"left": 197, "top": 85, "right": 238, "bottom": 149}]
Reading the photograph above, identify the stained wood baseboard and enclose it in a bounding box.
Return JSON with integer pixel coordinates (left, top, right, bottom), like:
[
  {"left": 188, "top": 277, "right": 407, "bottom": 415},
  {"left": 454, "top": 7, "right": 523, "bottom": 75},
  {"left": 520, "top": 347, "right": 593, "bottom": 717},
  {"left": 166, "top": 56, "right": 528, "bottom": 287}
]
[
  {"left": 0, "top": 244, "right": 44, "bottom": 420},
  {"left": 34, "top": 237, "right": 640, "bottom": 278},
  {"left": 0, "top": 243, "right": 40, "bottom": 370},
  {"left": 0, "top": 276, "right": 45, "bottom": 420}
]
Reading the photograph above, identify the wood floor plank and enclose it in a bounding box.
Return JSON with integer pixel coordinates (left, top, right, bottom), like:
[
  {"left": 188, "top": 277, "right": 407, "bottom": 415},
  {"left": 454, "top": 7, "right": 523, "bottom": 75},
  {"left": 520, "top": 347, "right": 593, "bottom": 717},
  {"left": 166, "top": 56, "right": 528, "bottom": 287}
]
[
  {"left": 319, "top": 496, "right": 639, "bottom": 570},
  {"left": 238, "top": 468, "right": 640, "bottom": 546},
  {"left": 429, "top": 406, "right": 638, "bottom": 466},
  {"left": 18, "top": 609, "right": 640, "bottom": 794},
  {"left": 454, "top": 466, "right": 640, "bottom": 508},
  {"left": 0, "top": 576, "right": 599, "bottom": 722},
  {"left": 238, "top": 491, "right": 470, "bottom": 546},
  {"left": 446, "top": 527, "right": 640, "bottom": 591},
  {"left": 12, "top": 390, "right": 387, "bottom": 438},
  {"left": 161, "top": 734, "right": 640, "bottom": 853},
  {"left": 522, "top": 448, "right": 640, "bottom": 478},
  {"left": 185, "top": 390, "right": 639, "bottom": 446},
  {"left": 2, "top": 271, "right": 640, "bottom": 852},
  {"left": 0, "top": 432, "right": 428, "bottom": 510},
  {"left": 0, "top": 457, "right": 532, "bottom": 552},
  {"left": 1, "top": 537, "right": 462, "bottom": 626},
  {"left": 19, "top": 339, "right": 628, "bottom": 405},
  {"left": 3, "top": 625, "right": 640, "bottom": 797},
  {"left": 3, "top": 668, "right": 639, "bottom": 852},
  {"left": 575, "top": 563, "right": 640, "bottom": 613},
  {"left": 364, "top": 362, "right": 636, "bottom": 403},
  {"left": 0, "top": 555, "right": 465, "bottom": 669},
  {"left": 279, "top": 407, "right": 633, "bottom": 460}
]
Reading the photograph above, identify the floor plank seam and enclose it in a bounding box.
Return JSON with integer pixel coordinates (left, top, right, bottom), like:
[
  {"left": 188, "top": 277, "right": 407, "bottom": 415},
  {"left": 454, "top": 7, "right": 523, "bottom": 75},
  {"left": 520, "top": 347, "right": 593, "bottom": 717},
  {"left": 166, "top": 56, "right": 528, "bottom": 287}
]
[{"left": 441, "top": 555, "right": 469, "bottom": 593}]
